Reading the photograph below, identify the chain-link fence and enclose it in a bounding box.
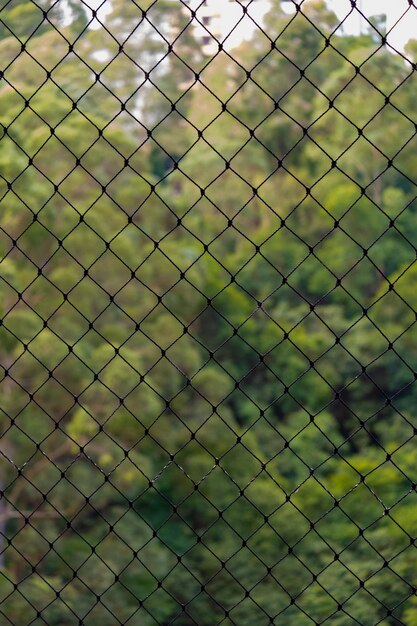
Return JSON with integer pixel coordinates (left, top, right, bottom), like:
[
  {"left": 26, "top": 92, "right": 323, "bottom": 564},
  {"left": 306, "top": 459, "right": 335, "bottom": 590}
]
[{"left": 1, "top": 0, "right": 417, "bottom": 624}]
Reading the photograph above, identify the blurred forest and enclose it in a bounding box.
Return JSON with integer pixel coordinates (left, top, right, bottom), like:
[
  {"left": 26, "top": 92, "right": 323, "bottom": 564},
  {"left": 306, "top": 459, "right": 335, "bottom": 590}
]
[{"left": 1, "top": 0, "right": 417, "bottom": 624}]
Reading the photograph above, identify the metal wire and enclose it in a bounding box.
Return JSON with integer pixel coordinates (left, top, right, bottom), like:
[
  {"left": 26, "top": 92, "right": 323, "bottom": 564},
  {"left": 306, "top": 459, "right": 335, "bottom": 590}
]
[{"left": 0, "top": 0, "right": 417, "bottom": 624}]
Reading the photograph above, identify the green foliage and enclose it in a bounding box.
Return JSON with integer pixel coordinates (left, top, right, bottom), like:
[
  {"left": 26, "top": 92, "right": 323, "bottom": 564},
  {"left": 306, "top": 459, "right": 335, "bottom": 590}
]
[{"left": 0, "top": 1, "right": 417, "bottom": 624}]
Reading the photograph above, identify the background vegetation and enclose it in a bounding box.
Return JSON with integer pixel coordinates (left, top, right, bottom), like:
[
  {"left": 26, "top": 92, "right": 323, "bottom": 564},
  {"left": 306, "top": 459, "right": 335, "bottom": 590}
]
[{"left": 1, "top": 0, "right": 417, "bottom": 624}]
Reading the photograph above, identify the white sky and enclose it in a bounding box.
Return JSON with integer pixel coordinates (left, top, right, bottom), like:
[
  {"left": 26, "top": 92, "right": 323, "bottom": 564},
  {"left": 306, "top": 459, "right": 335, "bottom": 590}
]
[
  {"left": 216, "top": 0, "right": 417, "bottom": 52},
  {"left": 313, "top": 0, "right": 416, "bottom": 50},
  {"left": 89, "top": 0, "right": 417, "bottom": 53}
]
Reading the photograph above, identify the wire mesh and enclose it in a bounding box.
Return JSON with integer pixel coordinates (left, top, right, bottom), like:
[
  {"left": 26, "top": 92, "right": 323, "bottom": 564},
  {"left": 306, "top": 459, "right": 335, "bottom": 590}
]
[{"left": 1, "top": 0, "right": 417, "bottom": 624}]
